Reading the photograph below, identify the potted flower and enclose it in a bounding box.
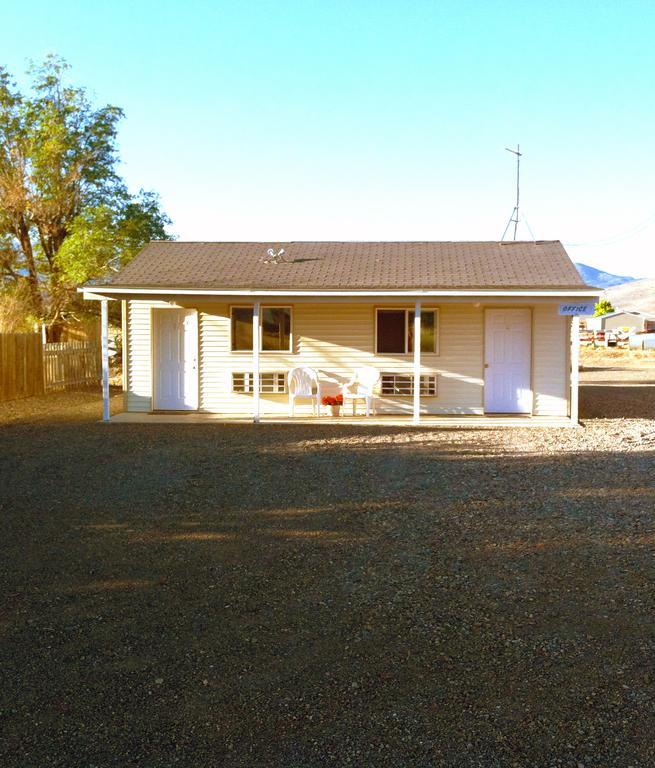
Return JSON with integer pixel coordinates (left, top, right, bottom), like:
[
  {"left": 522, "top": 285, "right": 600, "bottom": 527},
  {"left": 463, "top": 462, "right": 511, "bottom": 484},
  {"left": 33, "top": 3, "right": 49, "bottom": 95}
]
[{"left": 321, "top": 394, "right": 344, "bottom": 416}]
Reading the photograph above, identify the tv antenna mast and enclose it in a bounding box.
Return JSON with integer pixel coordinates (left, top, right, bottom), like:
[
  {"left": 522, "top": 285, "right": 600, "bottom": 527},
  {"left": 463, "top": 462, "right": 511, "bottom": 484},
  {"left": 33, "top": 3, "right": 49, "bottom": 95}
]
[{"left": 501, "top": 144, "right": 522, "bottom": 240}]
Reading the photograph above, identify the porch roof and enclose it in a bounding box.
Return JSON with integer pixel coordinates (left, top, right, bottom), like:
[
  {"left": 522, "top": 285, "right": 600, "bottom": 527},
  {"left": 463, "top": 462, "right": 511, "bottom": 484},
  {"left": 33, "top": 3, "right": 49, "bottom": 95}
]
[{"left": 86, "top": 240, "right": 591, "bottom": 293}]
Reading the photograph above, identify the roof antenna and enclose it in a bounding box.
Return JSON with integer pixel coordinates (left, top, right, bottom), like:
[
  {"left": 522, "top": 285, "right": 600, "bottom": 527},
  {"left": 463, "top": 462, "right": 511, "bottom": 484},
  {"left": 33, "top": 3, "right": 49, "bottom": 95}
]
[{"left": 501, "top": 144, "right": 522, "bottom": 241}]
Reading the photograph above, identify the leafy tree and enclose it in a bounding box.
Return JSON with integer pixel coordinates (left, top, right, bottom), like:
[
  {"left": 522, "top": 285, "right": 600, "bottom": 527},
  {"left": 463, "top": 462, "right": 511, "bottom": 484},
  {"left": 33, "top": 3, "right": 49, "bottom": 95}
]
[
  {"left": 0, "top": 55, "right": 171, "bottom": 326},
  {"left": 593, "top": 298, "right": 615, "bottom": 317}
]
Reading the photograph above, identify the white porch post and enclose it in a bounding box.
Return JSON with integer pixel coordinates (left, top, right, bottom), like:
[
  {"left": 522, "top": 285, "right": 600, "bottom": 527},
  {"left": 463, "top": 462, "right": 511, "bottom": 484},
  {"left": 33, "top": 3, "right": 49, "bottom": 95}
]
[
  {"left": 570, "top": 315, "right": 580, "bottom": 423},
  {"left": 121, "top": 300, "right": 127, "bottom": 411},
  {"left": 101, "top": 299, "right": 110, "bottom": 423},
  {"left": 413, "top": 300, "right": 421, "bottom": 424},
  {"left": 252, "top": 302, "right": 260, "bottom": 423}
]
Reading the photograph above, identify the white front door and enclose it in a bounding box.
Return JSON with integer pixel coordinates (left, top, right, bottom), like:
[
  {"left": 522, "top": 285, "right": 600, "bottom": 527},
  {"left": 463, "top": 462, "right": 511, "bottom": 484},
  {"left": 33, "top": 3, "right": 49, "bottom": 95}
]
[
  {"left": 484, "top": 309, "right": 532, "bottom": 413},
  {"left": 153, "top": 308, "right": 198, "bottom": 410}
]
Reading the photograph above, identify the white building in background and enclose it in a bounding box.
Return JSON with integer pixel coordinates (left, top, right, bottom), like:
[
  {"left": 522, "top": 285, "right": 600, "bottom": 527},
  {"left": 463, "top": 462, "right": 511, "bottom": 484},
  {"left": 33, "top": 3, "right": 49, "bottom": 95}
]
[{"left": 585, "top": 310, "right": 655, "bottom": 333}]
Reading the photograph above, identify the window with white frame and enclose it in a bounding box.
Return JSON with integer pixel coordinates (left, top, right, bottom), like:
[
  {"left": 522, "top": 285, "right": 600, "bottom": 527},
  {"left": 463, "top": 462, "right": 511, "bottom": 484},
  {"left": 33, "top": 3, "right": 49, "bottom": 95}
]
[
  {"left": 380, "top": 373, "right": 438, "bottom": 396},
  {"left": 376, "top": 309, "right": 438, "bottom": 354},
  {"left": 232, "top": 372, "right": 287, "bottom": 393},
  {"left": 230, "top": 306, "right": 292, "bottom": 352}
]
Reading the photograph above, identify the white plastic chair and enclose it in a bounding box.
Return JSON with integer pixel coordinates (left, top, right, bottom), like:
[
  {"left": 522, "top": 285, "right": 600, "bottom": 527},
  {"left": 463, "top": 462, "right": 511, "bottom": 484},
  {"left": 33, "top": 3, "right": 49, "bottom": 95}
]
[
  {"left": 288, "top": 367, "right": 322, "bottom": 416},
  {"left": 341, "top": 366, "right": 380, "bottom": 416}
]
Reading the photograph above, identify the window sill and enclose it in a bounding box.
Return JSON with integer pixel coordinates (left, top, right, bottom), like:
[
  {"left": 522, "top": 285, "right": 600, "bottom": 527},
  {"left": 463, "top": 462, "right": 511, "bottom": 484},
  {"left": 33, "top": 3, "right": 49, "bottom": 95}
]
[
  {"left": 375, "top": 352, "right": 440, "bottom": 357},
  {"left": 230, "top": 350, "right": 295, "bottom": 355},
  {"left": 380, "top": 394, "right": 439, "bottom": 398}
]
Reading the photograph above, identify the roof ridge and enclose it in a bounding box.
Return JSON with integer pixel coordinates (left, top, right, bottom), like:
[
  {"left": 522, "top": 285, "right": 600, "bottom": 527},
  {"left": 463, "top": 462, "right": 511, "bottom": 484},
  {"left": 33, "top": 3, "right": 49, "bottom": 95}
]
[{"left": 147, "top": 239, "right": 561, "bottom": 245}]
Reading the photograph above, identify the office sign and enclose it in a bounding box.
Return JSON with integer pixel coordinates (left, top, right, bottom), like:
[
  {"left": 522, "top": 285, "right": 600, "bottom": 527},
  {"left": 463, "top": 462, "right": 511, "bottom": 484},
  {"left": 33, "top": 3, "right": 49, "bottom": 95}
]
[{"left": 558, "top": 302, "right": 595, "bottom": 316}]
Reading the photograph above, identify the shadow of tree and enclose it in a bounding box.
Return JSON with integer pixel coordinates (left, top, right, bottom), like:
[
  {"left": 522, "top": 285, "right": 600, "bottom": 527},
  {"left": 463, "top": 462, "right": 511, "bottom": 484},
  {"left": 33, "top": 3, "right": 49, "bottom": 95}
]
[{"left": 580, "top": 383, "right": 655, "bottom": 419}]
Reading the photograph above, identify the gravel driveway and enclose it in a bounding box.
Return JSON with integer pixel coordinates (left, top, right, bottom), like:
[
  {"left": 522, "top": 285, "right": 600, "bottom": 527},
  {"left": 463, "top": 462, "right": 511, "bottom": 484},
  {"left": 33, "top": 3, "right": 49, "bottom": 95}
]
[{"left": 1, "top": 358, "right": 654, "bottom": 767}]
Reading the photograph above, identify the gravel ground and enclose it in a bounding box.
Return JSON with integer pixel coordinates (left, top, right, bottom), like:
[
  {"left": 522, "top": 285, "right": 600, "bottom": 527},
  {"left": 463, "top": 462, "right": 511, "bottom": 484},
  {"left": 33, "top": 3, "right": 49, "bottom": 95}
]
[{"left": 1, "top": 358, "right": 654, "bottom": 767}]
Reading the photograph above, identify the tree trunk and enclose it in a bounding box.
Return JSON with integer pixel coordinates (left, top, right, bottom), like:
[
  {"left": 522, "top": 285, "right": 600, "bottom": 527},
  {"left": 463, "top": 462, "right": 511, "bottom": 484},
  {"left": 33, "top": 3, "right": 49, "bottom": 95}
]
[{"left": 16, "top": 217, "right": 43, "bottom": 317}]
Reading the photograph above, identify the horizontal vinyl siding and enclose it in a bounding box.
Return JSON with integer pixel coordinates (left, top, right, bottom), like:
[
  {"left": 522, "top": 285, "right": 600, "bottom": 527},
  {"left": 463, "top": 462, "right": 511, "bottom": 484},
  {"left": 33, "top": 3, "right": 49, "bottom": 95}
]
[
  {"left": 126, "top": 300, "right": 179, "bottom": 412},
  {"left": 125, "top": 300, "right": 568, "bottom": 417},
  {"left": 435, "top": 304, "right": 484, "bottom": 414},
  {"left": 196, "top": 302, "right": 484, "bottom": 416},
  {"left": 533, "top": 304, "right": 568, "bottom": 416},
  {"left": 126, "top": 301, "right": 152, "bottom": 412},
  {"left": 199, "top": 305, "right": 230, "bottom": 412}
]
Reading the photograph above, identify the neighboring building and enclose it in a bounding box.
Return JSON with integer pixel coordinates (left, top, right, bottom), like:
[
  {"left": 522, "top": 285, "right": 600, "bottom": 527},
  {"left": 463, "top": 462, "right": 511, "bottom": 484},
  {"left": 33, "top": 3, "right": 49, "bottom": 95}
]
[
  {"left": 585, "top": 309, "right": 655, "bottom": 333},
  {"left": 629, "top": 333, "right": 655, "bottom": 350},
  {"left": 81, "top": 240, "right": 598, "bottom": 424}
]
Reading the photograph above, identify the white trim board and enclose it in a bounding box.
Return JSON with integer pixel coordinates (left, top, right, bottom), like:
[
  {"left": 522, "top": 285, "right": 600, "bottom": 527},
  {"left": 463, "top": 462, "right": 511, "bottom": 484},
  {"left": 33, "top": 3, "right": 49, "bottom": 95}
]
[{"left": 81, "top": 287, "right": 600, "bottom": 301}]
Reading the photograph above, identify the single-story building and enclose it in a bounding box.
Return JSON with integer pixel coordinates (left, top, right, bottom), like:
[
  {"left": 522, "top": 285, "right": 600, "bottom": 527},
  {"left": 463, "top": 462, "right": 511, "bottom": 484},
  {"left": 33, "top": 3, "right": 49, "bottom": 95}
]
[
  {"left": 584, "top": 309, "right": 655, "bottom": 333},
  {"left": 81, "top": 240, "right": 599, "bottom": 425}
]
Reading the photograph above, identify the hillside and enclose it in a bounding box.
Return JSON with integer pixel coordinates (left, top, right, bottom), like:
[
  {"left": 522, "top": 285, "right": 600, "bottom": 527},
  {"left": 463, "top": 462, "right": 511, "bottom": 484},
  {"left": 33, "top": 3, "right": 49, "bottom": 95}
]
[
  {"left": 575, "top": 263, "right": 636, "bottom": 289},
  {"left": 605, "top": 278, "right": 655, "bottom": 316}
]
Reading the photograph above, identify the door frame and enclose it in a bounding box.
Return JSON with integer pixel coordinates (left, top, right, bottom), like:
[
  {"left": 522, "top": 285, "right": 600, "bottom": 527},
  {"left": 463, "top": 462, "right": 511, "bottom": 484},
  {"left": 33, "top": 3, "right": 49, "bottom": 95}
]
[
  {"left": 151, "top": 306, "right": 199, "bottom": 411},
  {"left": 483, "top": 306, "right": 533, "bottom": 414}
]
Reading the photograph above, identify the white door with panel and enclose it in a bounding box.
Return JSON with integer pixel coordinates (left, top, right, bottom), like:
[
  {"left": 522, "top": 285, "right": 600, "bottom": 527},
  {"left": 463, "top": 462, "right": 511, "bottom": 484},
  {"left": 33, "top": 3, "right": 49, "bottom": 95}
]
[
  {"left": 484, "top": 309, "right": 532, "bottom": 413},
  {"left": 153, "top": 308, "right": 198, "bottom": 410}
]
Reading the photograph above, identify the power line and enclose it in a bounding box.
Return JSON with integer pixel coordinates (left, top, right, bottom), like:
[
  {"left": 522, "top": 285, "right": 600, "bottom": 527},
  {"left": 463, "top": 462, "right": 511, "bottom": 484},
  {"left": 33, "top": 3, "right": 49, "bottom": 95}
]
[{"left": 564, "top": 209, "right": 655, "bottom": 247}]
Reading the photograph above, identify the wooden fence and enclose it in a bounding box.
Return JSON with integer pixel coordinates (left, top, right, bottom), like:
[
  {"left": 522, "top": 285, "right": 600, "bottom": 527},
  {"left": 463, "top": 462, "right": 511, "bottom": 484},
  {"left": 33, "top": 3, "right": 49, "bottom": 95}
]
[
  {"left": 0, "top": 334, "right": 101, "bottom": 402},
  {"left": 0, "top": 333, "right": 45, "bottom": 402},
  {"left": 43, "top": 341, "right": 100, "bottom": 391}
]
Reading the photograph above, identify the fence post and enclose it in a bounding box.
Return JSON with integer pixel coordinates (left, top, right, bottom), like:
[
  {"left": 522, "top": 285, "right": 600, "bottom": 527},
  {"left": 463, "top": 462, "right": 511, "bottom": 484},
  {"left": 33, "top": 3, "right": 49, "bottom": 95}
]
[
  {"left": 39, "top": 329, "right": 45, "bottom": 393},
  {"left": 101, "top": 300, "right": 110, "bottom": 422}
]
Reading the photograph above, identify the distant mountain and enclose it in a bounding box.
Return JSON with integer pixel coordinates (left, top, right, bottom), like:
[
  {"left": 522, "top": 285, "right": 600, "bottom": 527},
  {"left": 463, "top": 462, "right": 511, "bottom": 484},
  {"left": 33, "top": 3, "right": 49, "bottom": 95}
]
[
  {"left": 605, "top": 278, "right": 655, "bottom": 316},
  {"left": 575, "top": 263, "right": 637, "bottom": 289}
]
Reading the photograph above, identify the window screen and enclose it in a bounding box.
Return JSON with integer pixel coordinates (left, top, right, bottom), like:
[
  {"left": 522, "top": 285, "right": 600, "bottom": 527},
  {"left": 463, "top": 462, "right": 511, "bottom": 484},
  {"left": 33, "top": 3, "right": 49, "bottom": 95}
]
[
  {"left": 376, "top": 310, "right": 406, "bottom": 353},
  {"left": 231, "top": 308, "right": 253, "bottom": 351},
  {"left": 261, "top": 307, "right": 291, "bottom": 351},
  {"left": 408, "top": 310, "right": 436, "bottom": 353}
]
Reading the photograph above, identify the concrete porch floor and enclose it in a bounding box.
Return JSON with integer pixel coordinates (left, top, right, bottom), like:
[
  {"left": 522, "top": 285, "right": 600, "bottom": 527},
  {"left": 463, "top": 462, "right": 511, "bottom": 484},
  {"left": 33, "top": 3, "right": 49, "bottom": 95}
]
[{"left": 108, "top": 411, "right": 577, "bottom": 428}]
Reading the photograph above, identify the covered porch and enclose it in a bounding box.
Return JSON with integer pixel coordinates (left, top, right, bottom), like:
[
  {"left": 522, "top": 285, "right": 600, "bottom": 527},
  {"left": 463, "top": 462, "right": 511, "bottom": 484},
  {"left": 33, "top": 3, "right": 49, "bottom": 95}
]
[{"left": 86, "top": 290, "right": 586, "bottom": 427}]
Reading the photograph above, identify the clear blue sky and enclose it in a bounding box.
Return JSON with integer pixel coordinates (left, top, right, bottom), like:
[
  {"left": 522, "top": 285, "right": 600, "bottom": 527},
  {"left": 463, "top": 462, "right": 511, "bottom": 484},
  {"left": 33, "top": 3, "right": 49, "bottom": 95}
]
[{"left": 3, "top": 0, "right": 655, "bottom": 276}]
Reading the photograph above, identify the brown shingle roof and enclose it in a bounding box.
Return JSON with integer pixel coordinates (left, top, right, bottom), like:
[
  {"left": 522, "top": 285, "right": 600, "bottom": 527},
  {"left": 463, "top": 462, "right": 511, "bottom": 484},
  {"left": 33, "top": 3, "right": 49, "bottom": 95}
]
[{"left": 103, "top": 241, "right": 586, "bottom": 291}]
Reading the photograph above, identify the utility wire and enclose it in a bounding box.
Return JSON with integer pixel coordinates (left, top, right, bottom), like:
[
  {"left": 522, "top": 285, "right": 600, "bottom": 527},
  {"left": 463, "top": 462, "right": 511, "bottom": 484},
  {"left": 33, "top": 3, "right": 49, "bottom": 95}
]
[{"left": 564, "top": 209, "right": 655, "bottom": 247}]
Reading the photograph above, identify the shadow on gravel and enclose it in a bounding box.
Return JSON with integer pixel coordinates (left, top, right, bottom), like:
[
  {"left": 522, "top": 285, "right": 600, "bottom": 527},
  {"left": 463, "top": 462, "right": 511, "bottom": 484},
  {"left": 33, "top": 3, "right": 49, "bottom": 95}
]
[
  {"left": 580, "top": 383, "right": 655, "bottom": 419},
  {"left": 580, "top": 365, "right": 649, "bottom": 372},
  {"left": 1, "top": 416, "right": 655, "bottom": 767},
  {"left": 0, "top": 387, "right": 122, "bottom": 427}
]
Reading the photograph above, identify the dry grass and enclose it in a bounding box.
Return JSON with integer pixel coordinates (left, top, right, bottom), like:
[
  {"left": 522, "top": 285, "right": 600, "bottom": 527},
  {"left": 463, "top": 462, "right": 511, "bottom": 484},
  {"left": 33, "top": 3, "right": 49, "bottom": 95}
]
[{"left": 580, "top": 346, "right": 655, "bottom": 365}]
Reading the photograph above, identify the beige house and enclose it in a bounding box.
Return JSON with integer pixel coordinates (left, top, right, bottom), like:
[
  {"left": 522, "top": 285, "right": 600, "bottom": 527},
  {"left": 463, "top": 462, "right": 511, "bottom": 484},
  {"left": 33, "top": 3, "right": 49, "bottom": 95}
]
[{"left": 81, "top": 241, "right": 599, "bottom": 425}]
